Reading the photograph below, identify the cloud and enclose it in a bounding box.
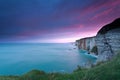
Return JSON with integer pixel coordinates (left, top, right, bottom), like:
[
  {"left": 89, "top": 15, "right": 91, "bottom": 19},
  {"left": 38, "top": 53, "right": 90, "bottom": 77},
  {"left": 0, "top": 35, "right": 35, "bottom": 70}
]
[{"left": 0, "top": 0, "right": 120, "bottom": 42}]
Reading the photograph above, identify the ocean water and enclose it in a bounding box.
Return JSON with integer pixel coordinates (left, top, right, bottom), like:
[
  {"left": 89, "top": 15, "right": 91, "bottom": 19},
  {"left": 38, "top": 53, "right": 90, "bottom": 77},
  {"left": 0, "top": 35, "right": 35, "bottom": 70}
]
[{"left": 0, "top": 43, "right": 97, "bottom": 75}]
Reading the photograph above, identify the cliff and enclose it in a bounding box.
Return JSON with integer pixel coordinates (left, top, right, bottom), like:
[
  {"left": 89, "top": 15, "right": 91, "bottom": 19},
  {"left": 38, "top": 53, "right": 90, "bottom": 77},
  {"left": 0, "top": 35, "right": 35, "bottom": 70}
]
[
  {"left": 76, "top": 18, "right": 120, "bottom": 61},
  {"left": 76, "top": 36, "right": 97, "bottom": 54},
  {"left": 95, "top": 18, "right": 120, "bottom": 61}
]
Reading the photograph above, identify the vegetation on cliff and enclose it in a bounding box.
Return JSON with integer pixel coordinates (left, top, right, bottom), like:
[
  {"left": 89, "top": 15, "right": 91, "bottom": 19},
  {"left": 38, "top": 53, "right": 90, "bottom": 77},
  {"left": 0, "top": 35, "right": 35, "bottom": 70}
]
[
  {"left": 1, "top": 51, "right": 120, "bottom": 80},
  {"left": 98, "top": 18, "right": 120, "bottom": 34},
  {"left": 91, "top": 46, "right": 98, "bottom": 55}
]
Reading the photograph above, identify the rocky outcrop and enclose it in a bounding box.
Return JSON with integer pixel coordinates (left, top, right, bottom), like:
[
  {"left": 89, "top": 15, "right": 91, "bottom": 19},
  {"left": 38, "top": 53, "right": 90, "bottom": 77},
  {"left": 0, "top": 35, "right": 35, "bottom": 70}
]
[
  {"left": 76, "top": 18, "right": 120, "bottom": 61},
  {"left": 95, "top": 18, "right": 120, "bottom": 61}
]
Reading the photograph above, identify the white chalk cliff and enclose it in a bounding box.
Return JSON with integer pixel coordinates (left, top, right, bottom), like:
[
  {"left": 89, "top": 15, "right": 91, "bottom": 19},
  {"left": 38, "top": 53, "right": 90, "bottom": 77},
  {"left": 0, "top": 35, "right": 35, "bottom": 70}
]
[{"left": 76, "top": 18, "right": 120, "bottom": 61}]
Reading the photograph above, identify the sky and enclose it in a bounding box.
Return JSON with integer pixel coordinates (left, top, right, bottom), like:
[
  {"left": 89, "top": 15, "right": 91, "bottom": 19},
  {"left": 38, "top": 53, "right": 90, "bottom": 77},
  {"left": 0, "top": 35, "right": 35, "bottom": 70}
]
[{"left": 0, "top": 0, "right": 120, "bottom": 43}]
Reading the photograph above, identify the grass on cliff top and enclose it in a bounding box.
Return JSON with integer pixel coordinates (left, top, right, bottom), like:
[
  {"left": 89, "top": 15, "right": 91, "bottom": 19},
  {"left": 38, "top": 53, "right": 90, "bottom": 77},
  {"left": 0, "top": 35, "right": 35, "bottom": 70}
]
[{"left": 1, "top": 52, "right": 120, "bottom": 80}]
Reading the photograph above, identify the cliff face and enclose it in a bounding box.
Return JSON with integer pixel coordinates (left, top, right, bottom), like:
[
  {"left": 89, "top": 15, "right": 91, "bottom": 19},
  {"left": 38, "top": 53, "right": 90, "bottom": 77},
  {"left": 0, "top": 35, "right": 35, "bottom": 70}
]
[
  {"left": 76, "top": 18, "right": 120, "bottom": 61},
  {"left": 95, "top": 18, "right": 120, "bottom": 61},
  {"left": 76, "top": 37, "right": 96, "bottom": 53}
]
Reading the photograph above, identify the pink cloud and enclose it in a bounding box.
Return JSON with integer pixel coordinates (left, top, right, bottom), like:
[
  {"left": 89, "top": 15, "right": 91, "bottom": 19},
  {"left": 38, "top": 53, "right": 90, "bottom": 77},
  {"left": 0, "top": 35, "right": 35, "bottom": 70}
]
[
  {"left": 83, "top": 0, "right": 120, "bottom": 14},
  {"left": 91, "top": 8, "right": 113, "bottom": 20},
  {"left": 72, "top": 0, "right": 120, "bottom": 21},
  {"left": 59, "top": 24, "right": 84, "bottom": 32}
]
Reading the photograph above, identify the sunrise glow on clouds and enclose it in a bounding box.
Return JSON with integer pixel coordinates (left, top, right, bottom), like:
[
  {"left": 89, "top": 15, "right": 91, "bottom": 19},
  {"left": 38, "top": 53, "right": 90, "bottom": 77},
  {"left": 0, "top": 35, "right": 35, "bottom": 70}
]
[{"left": 0, "top": 0, "right": 120, "bottom": 43}]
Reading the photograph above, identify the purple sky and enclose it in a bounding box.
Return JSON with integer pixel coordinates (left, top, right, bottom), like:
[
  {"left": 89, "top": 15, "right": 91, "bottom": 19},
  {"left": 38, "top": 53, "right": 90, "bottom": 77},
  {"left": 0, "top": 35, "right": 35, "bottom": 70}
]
[{"left": 0, "top": 0, "right": 120, "bottom": 43}]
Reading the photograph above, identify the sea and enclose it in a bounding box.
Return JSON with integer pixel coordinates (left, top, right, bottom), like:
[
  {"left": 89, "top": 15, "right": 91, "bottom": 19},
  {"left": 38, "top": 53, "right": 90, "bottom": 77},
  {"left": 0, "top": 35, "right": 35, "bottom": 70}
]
[{"left": 0, "top": 43, "right": 97, "bottom": 75}]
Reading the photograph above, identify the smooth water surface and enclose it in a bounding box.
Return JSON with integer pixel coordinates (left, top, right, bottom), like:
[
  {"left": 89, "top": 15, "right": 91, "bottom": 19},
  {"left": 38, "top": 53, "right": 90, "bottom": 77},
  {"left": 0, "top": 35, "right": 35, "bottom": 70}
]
[{"left": 0, "top": 43, "right": 97, "bottom": 75}]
